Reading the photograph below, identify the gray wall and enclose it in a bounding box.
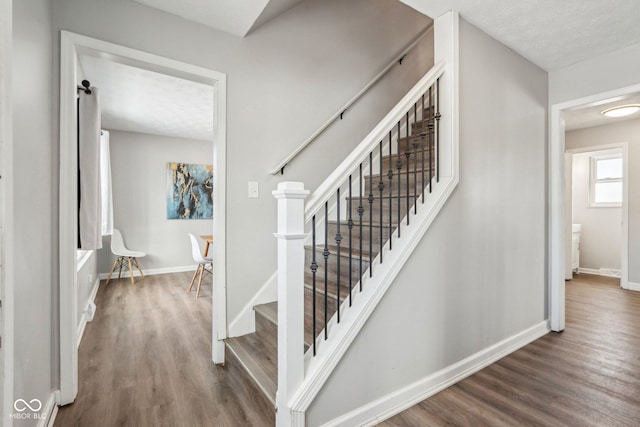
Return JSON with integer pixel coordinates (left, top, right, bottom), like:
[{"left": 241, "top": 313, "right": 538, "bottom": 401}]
[
  {"left": 307, "top": 18, "right": 548, "bottom": 425},
  {"left": 571, "top": 150, "right": 622, "bottom": 272},
  {"left": 12, "top": 0, "right": 55, "bottom": 422},
  {"left": 566, "top": 119, "right": 640, "bottom": 283},
  {"left": 572, "top": 151, "right": 622, "bottom": 270},
  {"left": 51, "top": 0, "right": 434, "bottom": 325},
  {"left": 97, "top": 130, "right": 212, "bottom": 275}
]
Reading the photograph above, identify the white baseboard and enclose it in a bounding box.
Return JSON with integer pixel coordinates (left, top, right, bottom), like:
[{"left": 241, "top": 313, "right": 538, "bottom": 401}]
[
  {"left": 321, "top": 321, "right": 549, "bottom": 427},
  {"left": 228, "top": 272, "right": 277, "bottom": 337},
  {"left": 76, "top": 277, "right": 100, "bottom": 348},
  {"left": 98, "top": 264, "right": 197, "bottom": 281},
  {"left": 37, "top": 392, "right": 57, "bottom": 427},
  {"left": 577, "top": 267, "right": 621, "bottom": 278},
  {"left": 628, "top": 281, "right": 640, "bottom": 292}
]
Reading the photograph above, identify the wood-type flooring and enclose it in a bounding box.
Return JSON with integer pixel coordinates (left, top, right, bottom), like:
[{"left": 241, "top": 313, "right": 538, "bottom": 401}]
[
  {"left": 54, "top": 272, "right": 274, "bottom": 427},
  {"left": 380, "top": 274, "right": 640, "bottom": 426}
]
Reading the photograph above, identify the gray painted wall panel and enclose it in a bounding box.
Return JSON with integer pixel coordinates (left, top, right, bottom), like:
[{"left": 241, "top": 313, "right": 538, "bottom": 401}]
[
  {"left": 307, "top": 18, "right": 548, "bottom": 425},
  {"left": 51, "top": 0, "right": 434, "bottom": 324},
  {"left": 13, "top": 0, "right": 55, "bottom": 420},
  {"left": 97, "top": 130, "right": 211, "bottom": 275}
]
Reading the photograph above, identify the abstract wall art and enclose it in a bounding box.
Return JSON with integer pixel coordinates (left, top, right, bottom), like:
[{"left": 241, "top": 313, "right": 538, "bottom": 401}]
[{"left": 166, "top": 162, "right": 213, "bottom": 219}]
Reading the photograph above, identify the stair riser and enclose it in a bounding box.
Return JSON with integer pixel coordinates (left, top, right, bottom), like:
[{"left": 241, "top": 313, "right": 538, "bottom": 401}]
[
  {"left": 304, "top": 247, "right": 369, "bottom": 289},
  {"left": 254, "top": 309, "right": 277, "bottom": 343},
  {"left": 364, "top": 172, "right": 432, "bottom": 196},
  {"left": 381, "top": 150, "right": 434, "bottom": 171},
  {"left": 326, "top": 222, "right": 394, "bottom": 251},
  {"left": 348, "top": 197, "right": 416, "bottom": 223}
]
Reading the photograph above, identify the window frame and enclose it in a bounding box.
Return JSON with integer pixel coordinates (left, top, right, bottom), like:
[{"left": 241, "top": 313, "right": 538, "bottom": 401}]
[{"left": 589, "top": 153, "right": 623, "bottom": 208}]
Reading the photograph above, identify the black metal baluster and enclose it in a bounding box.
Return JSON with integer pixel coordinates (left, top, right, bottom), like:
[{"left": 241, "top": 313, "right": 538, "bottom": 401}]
[
  {"left": 413, "top": 103, "right": 418, "bottom": 214},
  {"left": 405, "top": 112, "right": 411, "bottom": 223},
  {"left": 368, "top": 152, "right": 374, "bottom": 277},
  {"left": 428, "top": 85, "right": 434, "bottom": 193},
  {"left": 348, "top": 175, "right": 353, "bottom": 307},
  {"left": 387, "top": 131, "right": 393, "bottom": 249},
  {"left": 358, "top": 163, "right": 364, "bottom": 291},
  {"left": 311, "top": 215, "right": 317, "bottom": 355},
  {"left": 436, "top": 78, "right": 441, "bottom": 183},
  {"left": 378, "top": 141, "right": 384, "bottom": 263},
  {"left": 396, "top": 122, "right": 402, "bottom": 238},
  {"left": 335, "top": 189, "right": 341, "bottom": 323},
  {"left": 323, "top": 202, "right": 329, "bottom": 340},
  {"left": 421, "top": 93, "right": 426, "bottom": 203}
]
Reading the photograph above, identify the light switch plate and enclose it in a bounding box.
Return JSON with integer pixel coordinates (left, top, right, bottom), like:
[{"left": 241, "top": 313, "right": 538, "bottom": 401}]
[{"left": 248, "top": 181, "right": 259, "bottom": 198}]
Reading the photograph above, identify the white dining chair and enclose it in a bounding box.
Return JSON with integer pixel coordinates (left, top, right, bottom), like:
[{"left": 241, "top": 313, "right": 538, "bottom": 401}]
[
  {"left": 106, "top": 229, "right": 146, "bottom": 285},
  {"left": 188, "top": 233, "right": 212, "bottom": 297}
]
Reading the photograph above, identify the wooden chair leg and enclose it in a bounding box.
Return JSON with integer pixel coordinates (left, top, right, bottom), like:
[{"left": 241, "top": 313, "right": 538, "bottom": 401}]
[
  {"left": 133, "top": 257, "right": 145, "bottom": 278},
  {"left": 188, "top": 265, "right": 201, "bottom": 292},
  {"left": 106, "top": 258, "right": 119, "bottom": 285},
  {"left": 117, "top": 256, "right": 124, "bottom": 279},
  {"left": 196, "top": 264, "right": 204, "bottom": 298},
  {"left": 128, "top": 257, "right": 135, "bottom": 284}
]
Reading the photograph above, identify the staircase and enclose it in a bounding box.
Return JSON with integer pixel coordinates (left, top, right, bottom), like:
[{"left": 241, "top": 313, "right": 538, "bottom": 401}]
[{"left": 225, "top": 107, "right": 437, "bottom": 408}]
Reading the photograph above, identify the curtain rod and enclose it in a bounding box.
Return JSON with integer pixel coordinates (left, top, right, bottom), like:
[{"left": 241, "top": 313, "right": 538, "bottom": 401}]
[{"left": 77, "top": 79, "right": 92, "bottom": 94}]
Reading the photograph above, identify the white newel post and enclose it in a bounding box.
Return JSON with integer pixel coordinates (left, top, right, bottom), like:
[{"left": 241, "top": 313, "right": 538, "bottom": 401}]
[{"left": 273, "top": 182, "right": 309, "bottom": 427}]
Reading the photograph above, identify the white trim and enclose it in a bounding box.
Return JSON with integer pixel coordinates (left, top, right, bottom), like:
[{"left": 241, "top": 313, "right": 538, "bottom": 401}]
[
  {"left": 285, "top": 10, "right": 459, "bottom": 418},
  {"left": 292, "top": 176, "right": 457, "bottom": 414},
  {"left": 76, "top": 249, "right": 93, "bottom": 271},
  {"left": 76, "top": 277, "right": 100, "bottom": 348},
  {"left": 0, "top": 0, "right": 14, "bottom": 424},
  {"left": 320, "top": 322, "right": 549, "bottom": 427},
  {"left": 97, "top": 264, "right": 197, "bottom": 281},
  {"left": 628, "top": 282, "right": 640, "bottom": 292},
  {"left": 37, "top": 393, "right": 57, "bottom": 427},
  {"left": 59, "top": 31, "right": 228, "bottom": 404},
  {"left": 228, "top": 272, "right": 277, "bottom": 337},
  {"left": 550, "top": 84, "right": 640, "bottom": 332},
  {"left": 577, "top": 267, "right": 621, "bottom": 278}
]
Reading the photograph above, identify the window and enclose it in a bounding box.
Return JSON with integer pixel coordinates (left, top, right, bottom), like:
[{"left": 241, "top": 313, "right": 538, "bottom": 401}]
[{"left": 590, "top": 154, "right": 622, "bottom": 207}]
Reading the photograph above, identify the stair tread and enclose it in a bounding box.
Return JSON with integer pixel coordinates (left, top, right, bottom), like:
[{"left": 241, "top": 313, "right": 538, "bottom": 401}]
[
  {"left": 327, "top": 219, "right": 399, "bottom": 227},
  {"left": 225, "top": 337, "right": 277, "bottom": 406}
]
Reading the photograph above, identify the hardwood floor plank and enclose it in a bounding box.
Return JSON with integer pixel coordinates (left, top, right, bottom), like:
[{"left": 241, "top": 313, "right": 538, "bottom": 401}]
[
  {"left": 54, "top": 272, "right": 274, "bottom": 427},
  {"left": 380, "top": 274, "right": 640, "bottom": 426}
]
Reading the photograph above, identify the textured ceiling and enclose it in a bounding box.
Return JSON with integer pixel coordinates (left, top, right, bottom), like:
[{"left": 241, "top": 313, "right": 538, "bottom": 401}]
[
  {"left": 400, "top": 0, "right": 640, "bottom": 71},
  {"left": 132, "top": 0, "right": 304, "bottom": 37},
  {"left": 564, "top": 93, "right": 640, "bottom": 131},
  {"left": 78, "top": 54, "right": 213, "bottom": 141}
]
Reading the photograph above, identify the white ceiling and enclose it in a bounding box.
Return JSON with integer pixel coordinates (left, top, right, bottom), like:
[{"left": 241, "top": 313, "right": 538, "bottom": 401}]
[
  {"left": 401, "top": 0, "right": 640, "bottom": 71},
  {"left": 564, "top": 93, "right": 640, "bottom": 131},
  {"left": 78, "top": 54, "right": 214, "bottom": 141},
  {"left": 90, "top": 0, "right": 640, "bottom": 139},
  {"left": 132, "top": 0, "right": 304, "bottom": 37}
]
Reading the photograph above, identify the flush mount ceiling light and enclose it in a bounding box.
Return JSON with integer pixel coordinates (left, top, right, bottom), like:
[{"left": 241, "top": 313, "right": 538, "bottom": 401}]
[{"left": 601, "top": 104, "right": 640, "bottom": 118}]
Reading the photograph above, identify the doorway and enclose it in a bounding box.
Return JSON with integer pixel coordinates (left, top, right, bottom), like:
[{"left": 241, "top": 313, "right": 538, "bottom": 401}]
[
  {"left": 550, "top": 85, "right": 638, "bottom": 332},
  {"left": 564, "top": 145, "right": 628, "bottom": 284},
  {"left": 58, "top": 32, "right": 227, "bottom": 405}
]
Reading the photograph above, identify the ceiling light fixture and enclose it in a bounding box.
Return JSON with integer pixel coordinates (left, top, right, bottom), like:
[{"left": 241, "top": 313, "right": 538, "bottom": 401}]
[{"left": 601, "top": 104, "right": 640, "bottom": 118}]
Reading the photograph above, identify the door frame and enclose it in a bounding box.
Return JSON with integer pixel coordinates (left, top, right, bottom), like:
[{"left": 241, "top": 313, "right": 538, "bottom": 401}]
[
  {"left": 565, "top": 143, "right": 629, "bottom": 288},
  {"left": 549, "top": 83, "right": 640, "bottom": 332},
  {"left": 58, "top": 31, "right": 228, "bottom": 405}
]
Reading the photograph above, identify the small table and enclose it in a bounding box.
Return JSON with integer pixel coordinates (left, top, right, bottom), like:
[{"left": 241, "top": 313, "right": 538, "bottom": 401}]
[{"left": 200, "top": 235, "right": 213, "bottom": 257}]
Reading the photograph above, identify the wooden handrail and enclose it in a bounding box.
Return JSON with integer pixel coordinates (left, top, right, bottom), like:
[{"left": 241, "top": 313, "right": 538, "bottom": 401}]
[{"left": 269, "top": 24, "right": 434, "bottom": 175}]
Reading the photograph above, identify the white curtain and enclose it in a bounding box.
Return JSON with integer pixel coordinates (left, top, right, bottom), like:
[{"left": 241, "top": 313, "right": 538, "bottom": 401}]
[
  {"left": 100, "top": 130, "right": 113, "bottom": 236},
  {"left": 78, "top": 87, "right": 102, "bottom": 250}
]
